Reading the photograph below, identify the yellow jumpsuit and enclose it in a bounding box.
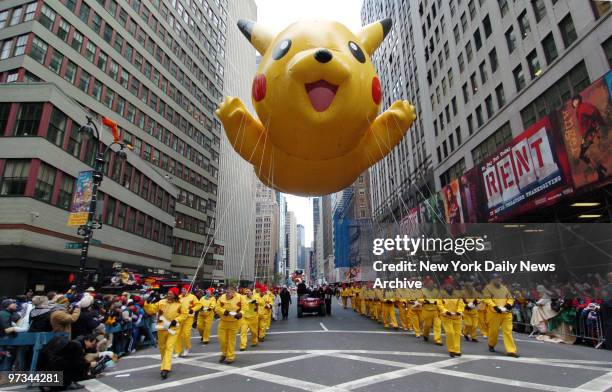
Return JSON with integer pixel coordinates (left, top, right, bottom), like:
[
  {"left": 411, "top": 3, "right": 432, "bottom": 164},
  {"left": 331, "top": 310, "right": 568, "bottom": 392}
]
[
  {"left": 215, "top": 293, "right": 243, "bottom": 362},
  {"left": 351, "top": 286, "right": 359, "bottom": 311},
  {"left": 483, "top": 283, "right": 517, "bottom": 354},
  {"left": 477, "top": 290, "right": 489, "bottom": 338},
  {"left": 462, "top": 289, "right": 480, "bottom": 341},
  {"left": 359, "top": 286, "right": 367, "bottom": 315},
  {"left": 196, "top": 295, "right": 216, "bottom": 343},
  {"left": 175, "top": 292, "right": 198, "bottom": 354},
  {"left": 254, "top": 293, "right": 268, "bottom": 340},
  {"left": 240, "top": 295, "right": 259, "bottom": 349},
  {"left": 407, "top": 289, "right": 422, "bottom": 337},
  {"left": 263, "top": 292, "right": 274, "bottom": 331},
  {"left": 421, "top": 287, "right": 442, "bottom": 344},
  {"left": 341, "top": 288, "right": 350, "bottom": 309},
  {"left": 381, "top": 289, "right": 398, "bottom": 328},
  {"left": 397, "top": 289, "right": 410, "bottom": 331},
  {"left": 144, "top": 299, "right": 188, "bottom": 372},
  {"left": 373, "top": 288, "right": 383, "bottom": 322},
  {"left": 364, "top": 288, "right": 373, "bottom": 318},
  {"left": 438, "top": 294, "right": 465, "bottom": 354}
]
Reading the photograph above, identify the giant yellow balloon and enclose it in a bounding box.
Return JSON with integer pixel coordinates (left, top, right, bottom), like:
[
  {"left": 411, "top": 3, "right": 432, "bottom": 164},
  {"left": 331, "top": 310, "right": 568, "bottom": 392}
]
[{"left": 216, "top": 18, "right": 416, "bottom": 196}]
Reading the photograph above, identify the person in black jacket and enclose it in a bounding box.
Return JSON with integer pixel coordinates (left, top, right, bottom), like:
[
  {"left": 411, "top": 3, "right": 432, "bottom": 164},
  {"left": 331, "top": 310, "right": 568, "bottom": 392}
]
[
  {"left": 280, "top": 287, "right": 291, "bottom": 320},
  {"left": 38, "top": 336, "right": 90, "bottom": 391},
  {"left": 324, "top": 285, "right": 334, "bottom": 316}
]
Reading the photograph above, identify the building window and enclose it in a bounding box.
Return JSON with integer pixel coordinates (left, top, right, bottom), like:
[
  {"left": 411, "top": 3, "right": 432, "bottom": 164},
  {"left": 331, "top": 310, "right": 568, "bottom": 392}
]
[
  {"left": 30, "top": 37, "right": 48, "bottom": 63},
  {"left": 453, "top": 25, "right": 460, "bottom": 44},
  {"left": 439, "top": 159, "right": 466, "bottom": 187},
  {"left": 466, "top": 41, "right": 473, "bottom": 62},
  {"left": 48, "top": 108, "right": 67, "bottom": 147},
  {"left": 505, "top": 26, "right": 517, "bottom": 53},
  {"left": 479, "top": 61, "right": 488, "bottom": 84},
  {"left": 85, "top": 41, "right": 96, "bottom": 62},
  {"left": 495, "top": 83, "right": 506, "bottom": 107},
  {"left": 127, "top": 209, "right": 136, "bottom": 232},
  {"left": 57, "top": 19, "right": 70, "bottom": 41},
  {"left": 483, "top": 15, "right": 492, "bottom": 38},
  {"left": 590, "top": 0, "right": 611, "bottom": 19},
  {"left": 474, "top": 28, "right": 482, "bottom": 50},
  {"left": 458, "top": 53, "right": 465, "bottom": 72},
  {"left": 71, "top": 31, "right": 83, "bottom": 52},
  {"left": 13, "top": 35, "right": 27, "bottom": 57},
  {"left": 24, "top": 2, "right": 37, "bottom": 21},
  {"left": 79, "top": 2, "right": 90, "bottom": 23},
  {"left": 542, "top": 33, "right": 558, "bottom": 64},
  {"left": 462, "top": 82, "right": 469, "bottom": 103},
  {"left": 64, "top": 60, "right": 77, "bottom": 84},
  {"left": 34, "top": 162, "right": 55, "bottom": 202},
  {"left": 518, "top": 11, "right": 531, "bottom": 38},
  {"left": 0, "top": 40, "right": 12, "bottom": 60},
  {"left": 136, "top": 213, "right": 145, "bottom": 236},
  {"left": 96, "top": 51, "right": 107, "bottom": 71},
  {"left": 455, "top": 126, "right": 462, "bottom": 145},
  {"left": 559, "top": 14, "right": 577, "bottom": 47},
  {"left": 468, "top": 0, "right": 476, "bottom": 20},
  {"left": 527, "top": 50, "right": 541, "bottom": 78},
  {"left": 467, "top": 114, "right": 474, "bottom": 135},
  {"left": 486, "top": 50, "right": 497, "bottom": 75},
  {"left": 532, "top": 0, "right": 547, "bottom": 22},
  {"left": 603, "top": 36, "right": 612, "bottom": 68},
  {"left": 48, "top": 49, "right": 63, "bottom": 74},
  {"left": 475, "top": 105, "right": 484, "bottom": 127},
  {"left": 0, "top": 103, "right": 10, "bottom": 133},
  {"left": 13, "top": 103, "right": 42, "bottom": 136},
  {"left": 471, "top": 122, "right": 513, "bottom": 165},
  {"left": 67, "top": 122, "right": 81, "bottom": 157},
  {"left": 0, "top": 10, "right": 9, "bottom": 29},
  {"left": 39, "top": 5, "right": 56, "bottom": 29},
  {"left": 79, "top": 70, "right": 91, "bottom": 93},
  {"left": 498, "top": 0, "right": 509, "bottom": 17},
  {"left": 92, "top": 79, "right": 102, "bottom": 100},
  {"left": 9, "top": 8, "right": 22, "bottom": 26},
  {"left": 461, "top": 12, "right": 468, "bottom": 33},
  {"left": 0, "top": 159, "right": 30, "bottom": 196},
  {"left": 470, "top": 73, "right": 478, "bottom": 94},
  {"left": 56, "top": 174, "right": 74, "bottom": 210},
  {"left": 117, "top": 203, "right": 126, "bottom": 229},
  {"left": 513, "top": 65, "right": 526, "bottom": 91},
  {"left": 485, "top": 95, "right": 494, "bottom": 117},
  {"left": 105, "top": 197, "right": 116, "bottom": 225}
]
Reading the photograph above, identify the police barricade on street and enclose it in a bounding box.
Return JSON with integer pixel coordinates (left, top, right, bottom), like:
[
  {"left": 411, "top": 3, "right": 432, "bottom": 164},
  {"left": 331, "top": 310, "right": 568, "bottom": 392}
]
[
  {"left": 511, "top": 304, "right": 605, "bottom": 349},
  {"left": 0, "top": 332, "right": 68, "bottom": 374}
]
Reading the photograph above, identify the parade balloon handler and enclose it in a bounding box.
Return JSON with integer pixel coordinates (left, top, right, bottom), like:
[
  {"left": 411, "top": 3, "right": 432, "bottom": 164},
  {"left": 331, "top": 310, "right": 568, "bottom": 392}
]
[
  {"left": 240, "top": 288, "right": 260, "bottom": 351},
  {"left": 483, "top": 274, "right": 520, "bottom": 358},
  {"left": 197, "top": 288, "right": 217, "bottom": 344},
  {"left": 215, "top": 287, "right": 243, "bottom": 364},
  {"left": 175, "top": 284, "right": 199, "bottom": 357},
  {"left": 216, "top": 18, "right": 416, "bottom": 196},
  {"left": 143, "top": 287, "right": 188, "bottom": 379}
]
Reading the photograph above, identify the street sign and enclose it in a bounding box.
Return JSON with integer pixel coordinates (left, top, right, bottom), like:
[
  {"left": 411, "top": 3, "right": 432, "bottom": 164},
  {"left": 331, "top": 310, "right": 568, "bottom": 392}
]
[{"left": 65, "top": 239, "right": 102, "bottom": 249}]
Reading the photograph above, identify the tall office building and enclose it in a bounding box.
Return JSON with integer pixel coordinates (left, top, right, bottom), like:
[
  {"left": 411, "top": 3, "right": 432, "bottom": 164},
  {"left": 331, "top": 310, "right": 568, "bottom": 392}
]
[
  {"left": 321, "top": 194, "right": 334, "bottom": 282},
  {"left": 254, "top": 180, "right": 278, "bottom": 284},
  {"left": 277, "top": 193, "right": 286, "bottom": 278},
  {"left": 216, "top": 0, "right": 256, "bottom": 283},
  {"left": 361, "top": 0, "right": 436, "bottom": 224},
  {"left": 311, "top": 196, "right": 324, "bottom": 282},
  {"left": 284, "top": 210, "right": 296, "bottom": 278},
  {"left": 362, "top": 0, "right": 612, "bottom": 223},
  {"left": 0, "top": 0, "right": 233, "bottom": 293},
  {"left": 296, "top": 223, "right": 305, "bottom": 270}
]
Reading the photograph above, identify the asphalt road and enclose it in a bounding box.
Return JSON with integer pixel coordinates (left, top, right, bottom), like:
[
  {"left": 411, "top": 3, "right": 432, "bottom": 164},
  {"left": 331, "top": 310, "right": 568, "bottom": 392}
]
[{"left": 7, "top": 297, "right": 611, "bottom": 392}]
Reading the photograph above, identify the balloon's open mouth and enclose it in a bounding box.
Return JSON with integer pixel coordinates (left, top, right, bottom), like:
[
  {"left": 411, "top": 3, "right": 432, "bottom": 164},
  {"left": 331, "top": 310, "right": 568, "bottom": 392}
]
[{"left": 305, "top": 80, "right": 338, "bottom": 112}]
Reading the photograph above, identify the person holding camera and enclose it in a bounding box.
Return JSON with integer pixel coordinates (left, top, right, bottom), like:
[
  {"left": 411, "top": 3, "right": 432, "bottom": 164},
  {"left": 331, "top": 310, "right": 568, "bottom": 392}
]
[{"left": 143, "top": 287, "right": 188, "bottom": 379}]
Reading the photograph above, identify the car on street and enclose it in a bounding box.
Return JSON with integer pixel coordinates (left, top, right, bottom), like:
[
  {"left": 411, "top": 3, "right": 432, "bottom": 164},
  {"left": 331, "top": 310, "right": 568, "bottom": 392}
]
[{"left": 297, "top": 294, "right": 325, "bottom": 317}]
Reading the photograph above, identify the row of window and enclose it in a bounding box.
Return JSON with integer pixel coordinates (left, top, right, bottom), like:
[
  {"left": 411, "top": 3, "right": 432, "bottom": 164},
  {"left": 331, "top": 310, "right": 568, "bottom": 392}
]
[
  {"left": 10, "top": 32, "right": 220, "bottom": 182},
  {"left": 40, "top": 3, "right": 221, "bottom": 142},
  {"left": 0, "top": 2, "right": 37, "bottom": 29},
  {"left": 0, "top": 102, "right": 178, "bottom": 216},
  {"left": 175, "top": 211, "right": 208, "bottom": 235},
  {"left": 0, "top": 158, "right": 174, "bottom": 247}
]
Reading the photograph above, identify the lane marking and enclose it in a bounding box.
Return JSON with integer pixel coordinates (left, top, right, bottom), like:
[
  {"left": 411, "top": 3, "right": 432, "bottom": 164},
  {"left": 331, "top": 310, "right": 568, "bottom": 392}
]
[
  {"left": 570, "top": 372, "right": 612, "bottom": 392},
  {"left": 320, "top": 322, "right": 329, "bottom": 331},
  {"left": 105, "top": 352, "right": 219, "bottom": 375},
  {"left": 121, "top": 353, "right": 324, "bottom": 392},
  {"left": 82, "top": 379, "right": 121, "bottom": 392}
]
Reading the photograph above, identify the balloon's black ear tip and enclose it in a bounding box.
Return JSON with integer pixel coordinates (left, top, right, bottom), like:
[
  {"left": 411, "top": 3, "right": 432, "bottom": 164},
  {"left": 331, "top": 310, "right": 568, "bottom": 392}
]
[
  {"left": 237, "top": 19, "right": 254, "bottom": 41},
  {"left": 381, "top": 18, "right": 392, "bottom": 38}
]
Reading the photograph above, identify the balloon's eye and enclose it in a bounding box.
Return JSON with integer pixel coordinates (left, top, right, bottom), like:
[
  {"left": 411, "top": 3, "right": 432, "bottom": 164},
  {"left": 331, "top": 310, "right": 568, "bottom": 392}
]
[
  {"left": 348, "top": 41, "right": 366, "bottom": 63},
  {"left": 272, "top": 39, "right": 292, "bottom": 60}
]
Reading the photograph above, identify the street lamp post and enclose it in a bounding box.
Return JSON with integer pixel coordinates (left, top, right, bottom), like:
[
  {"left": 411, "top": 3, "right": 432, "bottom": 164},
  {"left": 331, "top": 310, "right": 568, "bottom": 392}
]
[{"left": 76, "top": 115, "right": 128, "bottom": 291}]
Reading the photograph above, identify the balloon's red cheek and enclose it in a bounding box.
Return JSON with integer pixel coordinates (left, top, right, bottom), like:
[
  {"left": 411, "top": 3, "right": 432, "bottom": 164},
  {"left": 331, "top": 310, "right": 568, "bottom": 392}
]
[
  {"left": 372, "top": 76, "right": 382, "bottom": 105},
  {"left": 252, "top": 74, "right": 267, "bottom": 102}
]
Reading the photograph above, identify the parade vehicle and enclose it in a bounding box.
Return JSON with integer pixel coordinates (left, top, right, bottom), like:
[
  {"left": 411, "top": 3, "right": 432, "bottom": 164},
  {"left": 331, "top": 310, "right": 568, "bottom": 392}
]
[{"left": 297, "top": 294, "right": 326, "bottom": 317}]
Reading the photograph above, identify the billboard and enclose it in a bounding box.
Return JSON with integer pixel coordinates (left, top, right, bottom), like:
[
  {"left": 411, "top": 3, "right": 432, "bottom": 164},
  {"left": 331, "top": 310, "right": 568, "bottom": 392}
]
[
  {"left": 479, "top": 116, "right": 573, "bottom": 221},
  {"left": 558, "top": 71, "right": 612, "bottom": 189},
  {"left": 67, "top": 170, "right": 94, "bottom": 226},
  {"left": 441, "top": 179, "right": 464, "bottom": 224}
]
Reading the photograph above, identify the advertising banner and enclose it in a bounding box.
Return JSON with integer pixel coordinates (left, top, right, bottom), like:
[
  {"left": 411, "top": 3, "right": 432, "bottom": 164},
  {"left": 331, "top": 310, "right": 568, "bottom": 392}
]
[
  {"left": 480, "top": 116, "right": 573, "bottom": 221},
  {"left": 67, "top": 170, "right": 94, "bottom": 226},
  {"left": 558, "top": 71, "right": 612, "bottom": 189},
  {"left": 441, "top": 179, "right": 464, "bottom": 224},
  {"left": 458, "top": 167, "right": 481, "bottom": 223}
]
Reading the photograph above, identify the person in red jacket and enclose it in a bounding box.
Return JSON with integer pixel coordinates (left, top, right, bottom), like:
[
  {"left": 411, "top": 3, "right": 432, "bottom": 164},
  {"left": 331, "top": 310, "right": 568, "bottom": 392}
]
[{"left": 572, "top": 94, "right": 607, "bottom": 180}]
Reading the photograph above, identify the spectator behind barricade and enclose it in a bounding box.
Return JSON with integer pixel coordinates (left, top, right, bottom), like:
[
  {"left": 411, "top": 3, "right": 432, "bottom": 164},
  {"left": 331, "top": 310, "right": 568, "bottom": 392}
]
[
  {"left": 29, "top": 296, "right": 54, "bottom": 332},
  {"left": 600, "top": 272, "right": 612, "bottom": 349},
  {"left": 1, "top": 299, "right": 28, "bottom": 373},
  {"left": 49, "top": 296, "right": 81, "bottom": 335},
  {"left": 128, "top": 300, "right": 145, "bottom": 353},
  {"left": 46, "top": 291, "right": 57, "bottom": 302},
  {"left": 72, "top": 295, "right": 101, "bottom": 339}
]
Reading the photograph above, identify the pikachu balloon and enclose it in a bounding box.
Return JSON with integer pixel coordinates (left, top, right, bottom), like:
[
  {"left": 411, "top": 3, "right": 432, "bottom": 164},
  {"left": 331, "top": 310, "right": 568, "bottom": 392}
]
[{"left": 216, "top": 19, "right": 416, "bottom": 196}]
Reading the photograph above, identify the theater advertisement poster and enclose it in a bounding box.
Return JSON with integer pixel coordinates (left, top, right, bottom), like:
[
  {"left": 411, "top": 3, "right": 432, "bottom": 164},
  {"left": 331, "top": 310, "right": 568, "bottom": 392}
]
[
  {"left": 558, "top": 71, "right": 612, "bottom": 189},
  {"left": 480, "top": 116, "right": 574, "bottom": 221},
  {"left": 441, "top": 179, "right": 464, "bottom": 224}
]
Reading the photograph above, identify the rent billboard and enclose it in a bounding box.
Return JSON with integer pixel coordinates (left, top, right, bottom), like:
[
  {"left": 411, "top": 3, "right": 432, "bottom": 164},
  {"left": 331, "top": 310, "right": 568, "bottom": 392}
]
[{"left": 480, "top": 116, "right": 574, "bottom": 221}]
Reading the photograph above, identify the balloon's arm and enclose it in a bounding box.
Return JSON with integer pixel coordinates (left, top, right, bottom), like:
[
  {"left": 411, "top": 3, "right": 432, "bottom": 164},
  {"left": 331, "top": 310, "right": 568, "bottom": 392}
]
[
  {"left": 360, "top": 100, "right": 416, "bottom": 164},
  {"left": 216, "top": 97, "right": 265, "bottom": 164}
]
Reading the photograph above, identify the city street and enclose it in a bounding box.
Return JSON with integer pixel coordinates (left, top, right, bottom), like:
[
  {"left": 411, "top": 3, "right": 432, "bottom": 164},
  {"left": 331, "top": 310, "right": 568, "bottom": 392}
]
[{"left": 9, "top": 298, "right": 608, "bottom": 392}]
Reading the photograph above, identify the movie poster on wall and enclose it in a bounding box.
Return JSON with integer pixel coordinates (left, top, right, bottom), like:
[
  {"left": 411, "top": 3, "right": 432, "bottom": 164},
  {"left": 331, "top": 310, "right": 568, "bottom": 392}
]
[
  {"left": 558, "top": 71, "right": 612, "bottom": 189},
  {"left": 458, "top": 168, "right": 481, "bottom": 223},
  {"left": 441, "top": 179, "right": 464, "bottom": 224},
  {"left": 480, "top": 116, "right": 573, "bottom": 221}
]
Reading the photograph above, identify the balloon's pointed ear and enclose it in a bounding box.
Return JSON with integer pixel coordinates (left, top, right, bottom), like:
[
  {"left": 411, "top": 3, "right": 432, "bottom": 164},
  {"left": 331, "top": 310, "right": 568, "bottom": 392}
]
[
  {"left": 357, "top": 18, "right": 392, "bottom": 55},
  {"left": 237, "top": 19, "right": 275, "bottom": 55}
]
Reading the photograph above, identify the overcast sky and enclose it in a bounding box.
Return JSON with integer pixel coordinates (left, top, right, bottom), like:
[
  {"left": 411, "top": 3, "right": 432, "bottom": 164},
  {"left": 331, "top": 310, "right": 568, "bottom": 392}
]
[{"left": 253, "top": 0, "right": 363, "bottom": 245}]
